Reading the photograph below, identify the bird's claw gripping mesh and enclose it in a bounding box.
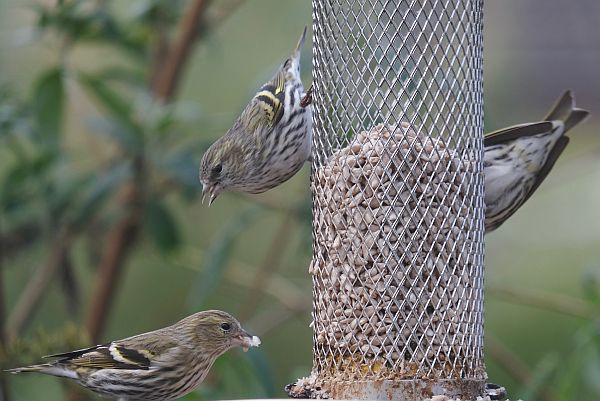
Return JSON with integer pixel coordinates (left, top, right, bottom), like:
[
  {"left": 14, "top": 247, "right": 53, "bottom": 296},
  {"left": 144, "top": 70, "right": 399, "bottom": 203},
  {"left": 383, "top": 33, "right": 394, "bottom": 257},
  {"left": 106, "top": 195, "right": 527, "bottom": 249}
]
[{"left": 297, "top": 0, "right": 485, "bottom": 399}]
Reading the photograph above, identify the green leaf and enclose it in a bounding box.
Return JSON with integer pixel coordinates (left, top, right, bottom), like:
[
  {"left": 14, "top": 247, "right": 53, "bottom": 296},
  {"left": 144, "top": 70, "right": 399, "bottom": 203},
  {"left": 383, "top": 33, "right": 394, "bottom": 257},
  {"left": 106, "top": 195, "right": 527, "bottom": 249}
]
[
  {"left": 246, "top": 348, "right": 277, "bottom": 397},
  {"left": 94, "top": 66, "right": 145, "bottom": 86},
  {"left": 518, "top": 353, "right": 560, "bottom": 401},
  {"left": 584, "top": 344, "right": 600, "bottom": 394},
  {"left": 158, "top": 148, "right": 203, "bottom": 192},
  {"left": 0, "top": 87, "right": 29, "bottom": 139},
  {"left": 73, "top": 161, "right": 132, "bottom": 227},
  {"left": 33, "top": 2, "right": 146, "bottom": 58},
  {"left": 581, "top": 268, "right": 600, "bottom": 307},
  {"left": 78, "top": 73, "right": 131, "bottom": 121},
  {"left": 186, "top": 206, "right": 263, "bottom": 311},
  {"left": 86, "top": 116, "right": 142, "bottom": 153},
  {"left": 554, "top": 324, "right": 600, "bottom": 399},
  {"left": 143, "top": 197, "right": 181, "bottom": 253},
  {"left": 48, "top": 171, "right": 91, "bottom": 223},
  {"left": 1, "top": 151, "right": 55, "bottom": 207},
  {"left": 32, "top": 68, "right": 64, "bottom": 146},
  {"left": 78, "top": 73, "right": 143, "bottom": 151}
]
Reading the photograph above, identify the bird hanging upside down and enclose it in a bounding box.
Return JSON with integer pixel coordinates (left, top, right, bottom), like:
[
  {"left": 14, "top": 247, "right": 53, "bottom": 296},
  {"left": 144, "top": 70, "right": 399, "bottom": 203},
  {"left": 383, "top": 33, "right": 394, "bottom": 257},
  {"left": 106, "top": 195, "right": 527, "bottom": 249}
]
[{"left": 200, "top": 27, "right": 312, "bottom": 205}]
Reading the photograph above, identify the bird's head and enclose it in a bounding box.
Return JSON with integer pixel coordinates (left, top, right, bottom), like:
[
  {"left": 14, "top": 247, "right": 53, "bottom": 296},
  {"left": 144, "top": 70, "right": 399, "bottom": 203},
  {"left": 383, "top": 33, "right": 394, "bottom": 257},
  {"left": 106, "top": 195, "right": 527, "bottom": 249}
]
[
  {"left": 199, "top": 137, "right": 246, "bottom": 205},
  {"left": 185, "top": 310, "right": 260, "bottom": 354}
]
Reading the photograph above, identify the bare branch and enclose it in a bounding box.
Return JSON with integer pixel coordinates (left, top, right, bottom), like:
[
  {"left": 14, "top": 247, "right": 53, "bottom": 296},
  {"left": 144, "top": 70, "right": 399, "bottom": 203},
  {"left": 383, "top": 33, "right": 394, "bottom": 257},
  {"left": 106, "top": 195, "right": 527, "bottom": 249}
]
[
  {"left": 239, "top": 214, "right": 296, "bottom": 319},
  {"left": 0, "top": 222, "right": 41, "bottom": 260},
  {"left": 237, "top": 192, "right": 307, "bottom": 217},
  {"left": 85, "top": 208, "right": 141, "bottom": 343},
  {"left": 201, "top": 0, "right": 245, "bottom": 33},
  {"left": 248, "top": 306, "right": 309, "bottom": 337},
  {"left": 6, "top": 227, "right": 72, "bottom": 340},
  {"left": 148, "top": 6, "right": 170, "bottom": 93},
  {"left": 152, "top": 0, "right": 208, "bottom": 101},
  {"left": 151, "top": 0, "right": 246, "bottom": 101},
  {"left": 226, "top": 259, "right": 311, "bottom": 337},
  {"left": 85, "top": 159, "right": 144, "bottom": 343},
  {"left": 226, "top": 261, "right": 310, "bottom": 314},
  {"left": 0, "top": 218, "right": 11, "bottom": 401},
  {"left": 488, "top": 284, "right": 596, "bottom": 319},
  {"left": 486, "top": 334, "right": 561, "bottom": 401}
]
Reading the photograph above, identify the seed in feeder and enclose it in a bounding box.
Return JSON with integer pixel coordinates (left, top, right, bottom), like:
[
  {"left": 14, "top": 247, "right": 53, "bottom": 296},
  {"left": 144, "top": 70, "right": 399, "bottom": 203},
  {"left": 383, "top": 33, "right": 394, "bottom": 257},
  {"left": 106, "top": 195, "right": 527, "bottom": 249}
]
[{"left": 311, "top": 123, "right": 479, "bottom": 381}]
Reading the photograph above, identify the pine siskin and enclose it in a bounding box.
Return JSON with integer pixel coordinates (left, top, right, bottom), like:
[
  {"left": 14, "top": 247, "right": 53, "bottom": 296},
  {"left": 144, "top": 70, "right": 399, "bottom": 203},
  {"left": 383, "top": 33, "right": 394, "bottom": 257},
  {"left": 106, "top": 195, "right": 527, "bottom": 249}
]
[
  {"left": 484, "top": 90, "right": 590, "bottom": 232},
  {"left": 7, "top": 310, "right": 261, "bottom": 401},
  {"left": 200, "top": 27, "right": 312, "bottom": 205}
]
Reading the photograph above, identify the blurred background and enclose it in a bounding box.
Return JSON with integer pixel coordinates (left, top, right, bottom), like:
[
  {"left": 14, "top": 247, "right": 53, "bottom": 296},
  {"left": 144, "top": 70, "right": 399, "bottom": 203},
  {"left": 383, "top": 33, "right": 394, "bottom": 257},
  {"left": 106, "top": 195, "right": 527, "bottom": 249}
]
[{"left": 0, "top": 1, "right": 598, "bottom": 401}]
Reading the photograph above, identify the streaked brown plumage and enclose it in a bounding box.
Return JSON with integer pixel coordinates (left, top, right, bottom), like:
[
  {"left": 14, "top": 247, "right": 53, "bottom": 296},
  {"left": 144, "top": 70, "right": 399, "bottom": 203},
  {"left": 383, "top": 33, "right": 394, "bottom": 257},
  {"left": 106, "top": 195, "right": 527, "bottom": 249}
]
[
  {"left": 7, "top": 310, "right": 260, "bottom": 401},
  {"left": 199, "top": 27, "right": 312, "bottom": 205},
  {"left": 484, "top": 90, "right": 590, "bottom": 231}
]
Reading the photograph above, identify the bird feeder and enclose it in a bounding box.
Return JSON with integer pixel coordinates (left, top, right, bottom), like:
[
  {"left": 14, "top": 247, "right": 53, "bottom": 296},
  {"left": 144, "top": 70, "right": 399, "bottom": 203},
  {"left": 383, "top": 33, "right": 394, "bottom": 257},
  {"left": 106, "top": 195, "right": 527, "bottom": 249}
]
[{"left": 288, "top": 0, "right": 485, "bottom": 399}]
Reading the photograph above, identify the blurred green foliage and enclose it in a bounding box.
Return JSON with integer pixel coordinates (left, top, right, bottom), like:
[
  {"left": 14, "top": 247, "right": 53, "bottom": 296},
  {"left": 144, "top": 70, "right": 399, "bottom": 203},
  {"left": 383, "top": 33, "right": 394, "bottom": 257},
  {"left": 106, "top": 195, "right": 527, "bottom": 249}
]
[
  {"left": 0, "top": 1, "right": 599, "bottom": 401},
  {"left": 0, "top": 1, "right": 313, "bottom": 400}
]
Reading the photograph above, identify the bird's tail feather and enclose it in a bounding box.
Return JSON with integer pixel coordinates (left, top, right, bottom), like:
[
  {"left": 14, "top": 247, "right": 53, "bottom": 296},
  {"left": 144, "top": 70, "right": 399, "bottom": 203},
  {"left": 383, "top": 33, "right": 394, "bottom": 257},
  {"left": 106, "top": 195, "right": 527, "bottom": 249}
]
[
  {"left": 544, "top": 90, "right": 574, "bottom": 122},
  {"left": 291, "top": 26, "right": 308, "bottom": 62},
  {"left": 6, "top": 363, "right": 78, "bottom": 379},
  {"left": 282, "top": 26, "right": 308, "bottom": 80},
  {"left": 564, "top": 108, "right": 590, "bottom": 132},
  {"left": 544, "top": 90, "right": 590, "bottom": 133},
  {"left": 7, "top": 363, "right": 53, "bottom": 374}
]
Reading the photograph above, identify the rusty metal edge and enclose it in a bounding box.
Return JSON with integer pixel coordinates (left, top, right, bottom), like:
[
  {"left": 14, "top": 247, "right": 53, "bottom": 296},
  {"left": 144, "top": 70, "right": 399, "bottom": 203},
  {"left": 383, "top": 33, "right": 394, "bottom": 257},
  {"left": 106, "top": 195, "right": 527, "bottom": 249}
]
[{"left": 326, "top": 378, "right": 487, "bottom": 400}]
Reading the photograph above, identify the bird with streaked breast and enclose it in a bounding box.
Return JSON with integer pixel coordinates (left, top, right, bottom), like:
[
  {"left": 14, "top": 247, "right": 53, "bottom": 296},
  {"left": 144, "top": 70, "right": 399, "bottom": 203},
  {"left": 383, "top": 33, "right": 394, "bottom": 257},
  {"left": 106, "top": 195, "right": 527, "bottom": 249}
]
[
  {"left": 199, "top": 27, "right": 312, "bottom": 205},
  {"left": 484, "top": 90, "right": 590, "bottom": 231},
  {"left": 7, "top": 310, "right": 261, "bottom": 401},
  {"left": 296, "top": 88, "right": 589, "bottom": 232}
]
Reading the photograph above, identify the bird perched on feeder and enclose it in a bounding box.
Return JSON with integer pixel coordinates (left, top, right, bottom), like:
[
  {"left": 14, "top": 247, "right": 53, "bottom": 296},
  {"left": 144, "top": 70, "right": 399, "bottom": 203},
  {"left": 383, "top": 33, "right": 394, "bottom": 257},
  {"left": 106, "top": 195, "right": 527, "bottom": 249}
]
[
  {"left": 7, "top": 310, "right": 261, "bottom": 401},
  {"left": 484, "top": 90, "right": 590, "bottom": 232},
  {"left": 200, "top": 27, "right": 312, "bottom": 205}
]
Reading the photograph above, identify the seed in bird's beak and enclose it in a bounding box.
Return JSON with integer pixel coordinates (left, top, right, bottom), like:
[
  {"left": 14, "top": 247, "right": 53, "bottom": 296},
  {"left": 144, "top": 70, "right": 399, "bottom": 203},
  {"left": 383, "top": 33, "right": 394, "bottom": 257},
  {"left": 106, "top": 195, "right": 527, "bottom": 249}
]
[{"left": 237, "top": 333, "right": 261, "bottom": 352}]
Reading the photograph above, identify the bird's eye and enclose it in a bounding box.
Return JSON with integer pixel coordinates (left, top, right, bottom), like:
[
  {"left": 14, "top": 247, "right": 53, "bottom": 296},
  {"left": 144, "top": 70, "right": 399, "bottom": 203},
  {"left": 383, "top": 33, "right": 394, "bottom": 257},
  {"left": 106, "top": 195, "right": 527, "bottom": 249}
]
[
  {"left": 211, "top": 164, "right": 223, "bottom": 177},
  {"left": 220, "top": 322, "right": 231, "bottom": 332}
]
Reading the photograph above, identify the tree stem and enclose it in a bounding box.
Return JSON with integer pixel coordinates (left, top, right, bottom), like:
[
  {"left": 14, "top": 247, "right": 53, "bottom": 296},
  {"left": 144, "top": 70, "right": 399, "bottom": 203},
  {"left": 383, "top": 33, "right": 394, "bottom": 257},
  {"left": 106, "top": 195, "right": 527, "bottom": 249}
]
[
  {"left": 6, "top": 227, "right": 71, "bottom": 340},
  {"left": 85, "top": 158, "right": 144, "bottom": 343},
  {"left": 239, "top": 214, "right": 295, "bottom": 320},
  {"left": 152, "top": 0, "right": 207, "bottom": 101},
  {"left": 0, "top": 217, "right": 11, "bottom": 401}
]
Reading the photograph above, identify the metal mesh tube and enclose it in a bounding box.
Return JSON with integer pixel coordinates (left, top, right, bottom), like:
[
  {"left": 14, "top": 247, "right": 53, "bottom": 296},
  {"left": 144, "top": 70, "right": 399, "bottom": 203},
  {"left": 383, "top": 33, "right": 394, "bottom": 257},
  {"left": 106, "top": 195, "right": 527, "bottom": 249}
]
[{"left": 306, "top": 0, "right": 485, "bottom": 399}]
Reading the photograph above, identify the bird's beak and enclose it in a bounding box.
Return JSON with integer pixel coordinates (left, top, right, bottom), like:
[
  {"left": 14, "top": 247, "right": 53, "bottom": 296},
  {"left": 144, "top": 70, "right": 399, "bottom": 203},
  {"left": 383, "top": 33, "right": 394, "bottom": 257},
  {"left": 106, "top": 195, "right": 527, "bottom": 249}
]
[
  {"left": 201, "top": 184, "right": 219, "bottom": 206},
  {"left": 233, "top": 330, "right": 261, "bottom": 352}
]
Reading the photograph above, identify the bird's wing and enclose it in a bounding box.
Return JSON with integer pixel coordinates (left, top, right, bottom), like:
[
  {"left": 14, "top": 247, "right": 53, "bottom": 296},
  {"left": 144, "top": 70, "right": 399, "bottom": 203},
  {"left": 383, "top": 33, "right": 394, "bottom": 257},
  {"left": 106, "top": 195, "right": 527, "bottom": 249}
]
[
  {"left": 45, "top": 343, "right": 150, "bottom": 370},
  {"left": 543, "top": 90, "right": 573, "bottom": 122},
  {"left": 245, "top": 70, "right": 287, "bottom": 135},
  {"left": 564, "top": 109, "right": 590, "bottom": 133},
  {"left": 45, "top": 344, "right": 109, "bottom": 361},
  {"left": 483, "top": 121, "right": 554, "bottom": 147},
  {"left": 45, "top": 335, "right": 179, "bottom": 370},
  {"left": 543, "top": 90, "right": 590, "bottom": 132}
]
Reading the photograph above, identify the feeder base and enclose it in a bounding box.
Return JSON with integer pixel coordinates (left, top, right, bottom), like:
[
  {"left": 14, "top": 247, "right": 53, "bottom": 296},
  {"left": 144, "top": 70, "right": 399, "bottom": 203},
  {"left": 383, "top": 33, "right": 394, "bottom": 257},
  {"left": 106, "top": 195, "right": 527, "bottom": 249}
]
[{"left": 286, "top": 377, "right": 494, "bottom": 400}]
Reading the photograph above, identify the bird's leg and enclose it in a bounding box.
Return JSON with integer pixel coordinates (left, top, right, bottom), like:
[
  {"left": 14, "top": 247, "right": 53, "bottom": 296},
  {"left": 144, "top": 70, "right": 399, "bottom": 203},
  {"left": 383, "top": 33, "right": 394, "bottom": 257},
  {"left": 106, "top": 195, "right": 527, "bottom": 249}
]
[{"left": 300, "top": 84, "right": 313, "bottom": 107}]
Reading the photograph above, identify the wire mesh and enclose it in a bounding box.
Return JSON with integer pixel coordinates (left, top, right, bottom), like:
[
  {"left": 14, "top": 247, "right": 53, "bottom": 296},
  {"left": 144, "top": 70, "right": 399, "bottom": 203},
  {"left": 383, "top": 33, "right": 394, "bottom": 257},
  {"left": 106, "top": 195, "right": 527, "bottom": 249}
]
[{"left": 306, "top": 0, "right": 485, "bottom": 398}]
